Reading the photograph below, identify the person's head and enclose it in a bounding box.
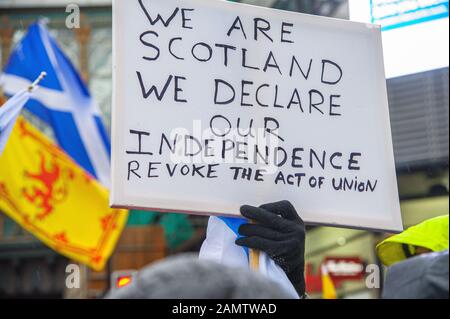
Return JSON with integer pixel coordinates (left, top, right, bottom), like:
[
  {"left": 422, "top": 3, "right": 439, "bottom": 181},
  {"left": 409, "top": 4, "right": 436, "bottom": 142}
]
[
  {"left": 105, "top": 254, "right": 293, "bottom": 299},
  {"left": 377, "top": 215, "right": 449, "bottom": 266}
]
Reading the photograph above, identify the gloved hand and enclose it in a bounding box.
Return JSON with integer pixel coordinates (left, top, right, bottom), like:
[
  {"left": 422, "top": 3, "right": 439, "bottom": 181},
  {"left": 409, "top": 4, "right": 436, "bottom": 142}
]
[{"left": 235, "top": 200, "right": 306, "bottom": 297}]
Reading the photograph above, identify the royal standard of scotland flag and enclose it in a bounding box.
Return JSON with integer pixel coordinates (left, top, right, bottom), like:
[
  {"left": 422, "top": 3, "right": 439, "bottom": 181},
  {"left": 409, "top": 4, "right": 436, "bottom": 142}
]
[{"left": 0, "top": 21, "right": 110, "bottom": 186}]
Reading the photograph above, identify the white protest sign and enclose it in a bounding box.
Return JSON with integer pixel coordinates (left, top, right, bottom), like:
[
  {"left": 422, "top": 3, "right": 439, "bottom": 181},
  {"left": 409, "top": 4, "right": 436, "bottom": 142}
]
[{"left": 111, "top": 0, "right": 403, "bottom": 232}]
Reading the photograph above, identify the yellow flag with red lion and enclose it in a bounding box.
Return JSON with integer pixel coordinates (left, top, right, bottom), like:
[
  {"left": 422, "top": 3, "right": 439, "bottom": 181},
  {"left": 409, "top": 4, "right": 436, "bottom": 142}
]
[{"left": 0, "top": 117, "right": 128, "bottom": 271}]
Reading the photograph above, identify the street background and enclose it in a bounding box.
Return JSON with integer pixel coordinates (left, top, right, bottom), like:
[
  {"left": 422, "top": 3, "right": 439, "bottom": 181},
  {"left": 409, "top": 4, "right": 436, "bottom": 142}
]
[{"left": 0, "top": 0, "right": 448, "bottom": 299}]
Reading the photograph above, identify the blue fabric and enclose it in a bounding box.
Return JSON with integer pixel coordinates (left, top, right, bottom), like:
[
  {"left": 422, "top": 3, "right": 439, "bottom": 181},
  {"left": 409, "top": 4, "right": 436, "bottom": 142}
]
[
  {"left": 48, "top": 26, "right": 91, "bottom": 98},
  {"left": 94, "top": 115, "right": 111, "bottom": 156},
  {"left": 219, "top": 216, "right": 249, "bottom": 256},
  {"left": 3, "top": 22, "right": 110, "bottom": 179},
  {"left": 50, "top": 111, "right": 97, "bottom": 175},
  {"left": 5, "top": 24, "right": 63, "bottom": 92}
]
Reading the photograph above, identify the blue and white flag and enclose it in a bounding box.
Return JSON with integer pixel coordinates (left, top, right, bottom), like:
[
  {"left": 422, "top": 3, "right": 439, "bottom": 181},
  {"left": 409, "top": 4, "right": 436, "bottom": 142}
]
[
  {"left": 200, "top": 216, "right": 299, "bottom": 298},
  {"left": 0, "top": 89, "right": 31, "bottom": 155},
  {"left": 0, "top": 21, "right": 110, "bottom": 186}
]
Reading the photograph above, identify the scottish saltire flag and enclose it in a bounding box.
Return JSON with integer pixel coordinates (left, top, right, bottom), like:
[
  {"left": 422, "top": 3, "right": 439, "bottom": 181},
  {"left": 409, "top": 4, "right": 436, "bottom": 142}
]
[
  {"left": 0, "top": 89, "right": 30, "bottom": 155},
  {"left": 0, "top": 21, "right": 110, "bottom": 186}
]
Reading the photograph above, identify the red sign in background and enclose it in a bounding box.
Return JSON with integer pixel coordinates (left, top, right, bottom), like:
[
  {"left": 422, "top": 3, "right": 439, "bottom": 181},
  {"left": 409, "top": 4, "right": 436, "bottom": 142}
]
[{"left": 306, "top": 257, "right": 366, "bottom": 293}]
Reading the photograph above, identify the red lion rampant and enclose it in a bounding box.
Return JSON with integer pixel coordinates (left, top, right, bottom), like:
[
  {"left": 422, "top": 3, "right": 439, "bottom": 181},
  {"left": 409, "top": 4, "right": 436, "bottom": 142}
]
[{"left": 22, "top": 152, "right": 74, "bottom": 220}]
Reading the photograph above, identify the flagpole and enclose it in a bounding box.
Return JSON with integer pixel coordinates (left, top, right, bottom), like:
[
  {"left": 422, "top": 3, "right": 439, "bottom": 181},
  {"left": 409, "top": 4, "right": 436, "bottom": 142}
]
[{"left": 28, "top": 72, "right": 47, "bottom": 92}]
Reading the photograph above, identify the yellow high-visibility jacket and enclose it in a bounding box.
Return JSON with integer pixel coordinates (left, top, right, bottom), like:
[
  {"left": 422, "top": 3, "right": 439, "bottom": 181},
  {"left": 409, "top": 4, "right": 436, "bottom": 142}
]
[{"left": 377, "top": 215, "right": 449, "bottom": 266}]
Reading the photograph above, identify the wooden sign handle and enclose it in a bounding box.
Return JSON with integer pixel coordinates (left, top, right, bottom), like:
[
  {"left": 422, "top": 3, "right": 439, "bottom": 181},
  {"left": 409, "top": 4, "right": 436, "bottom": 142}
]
[
  {"left": 248, "top": 219, "right": 259, "bottom": 271},
  {"left": 249, "top": 248, "right": 260, "bottom": 271}
]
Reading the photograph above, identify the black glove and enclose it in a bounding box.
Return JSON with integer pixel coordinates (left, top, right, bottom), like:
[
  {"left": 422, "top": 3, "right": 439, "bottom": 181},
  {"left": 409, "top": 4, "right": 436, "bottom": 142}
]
[{"left": 235, "top": 200, "right": 306, "bottom": 296}]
